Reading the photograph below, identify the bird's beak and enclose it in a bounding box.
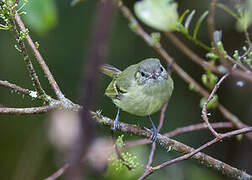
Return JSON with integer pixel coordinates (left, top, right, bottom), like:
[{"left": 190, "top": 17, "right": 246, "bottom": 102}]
[{"left": 152, "top": 74, "right": 158, "bottom": 79}]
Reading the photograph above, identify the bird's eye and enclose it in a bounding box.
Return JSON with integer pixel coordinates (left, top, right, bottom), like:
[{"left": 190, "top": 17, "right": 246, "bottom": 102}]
[
  {"left": 160, "top": 67, "right": 163, "bottom": 72},
  {"left": 141, "top": 72, "right": 145, "bottom": 76}
]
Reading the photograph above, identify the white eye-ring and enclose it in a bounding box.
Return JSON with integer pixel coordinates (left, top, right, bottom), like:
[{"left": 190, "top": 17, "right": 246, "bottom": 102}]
[{"left": 160, "top": 67, "right": 163, "bottom": 72}]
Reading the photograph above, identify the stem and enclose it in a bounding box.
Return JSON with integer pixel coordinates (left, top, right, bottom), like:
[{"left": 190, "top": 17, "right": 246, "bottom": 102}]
[
  {"left": 14, "top": 14, "right": 65, "bottom": 100},
  {"left": 9, "top": 17, "right": 49, "bottom": 102}
]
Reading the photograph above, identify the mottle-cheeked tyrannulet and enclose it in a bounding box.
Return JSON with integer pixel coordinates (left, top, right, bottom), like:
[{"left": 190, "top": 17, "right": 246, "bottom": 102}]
[{"left": 101, "top": 58, "right": 174, "bottom": 141}]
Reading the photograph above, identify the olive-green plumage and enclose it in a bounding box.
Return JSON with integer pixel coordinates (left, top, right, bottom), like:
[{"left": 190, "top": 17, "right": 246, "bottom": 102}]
[{"left": 102, "top": 58, "right": 174, "bottom": 117}]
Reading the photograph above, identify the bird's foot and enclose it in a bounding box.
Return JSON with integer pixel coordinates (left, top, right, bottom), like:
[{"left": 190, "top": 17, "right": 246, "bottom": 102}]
[
  {"left": 150, "top": 129, "right": 158, "bottom": 142},
  {"left": 112, "top": 120, "right": 120, "bottom": 131},
  {"left": 112, "top": 108, "right": 120, "bottom": 131}
]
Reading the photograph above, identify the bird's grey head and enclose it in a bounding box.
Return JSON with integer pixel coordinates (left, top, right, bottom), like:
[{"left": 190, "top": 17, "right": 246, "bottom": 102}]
[{"left": 135, "top": 58, "right": 168, "bottom": 85}]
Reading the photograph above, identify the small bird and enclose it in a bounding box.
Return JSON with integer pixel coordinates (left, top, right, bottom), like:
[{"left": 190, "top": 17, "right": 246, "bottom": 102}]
[{"left": 101, "top": 58, "right": 174, "bottom": 141}]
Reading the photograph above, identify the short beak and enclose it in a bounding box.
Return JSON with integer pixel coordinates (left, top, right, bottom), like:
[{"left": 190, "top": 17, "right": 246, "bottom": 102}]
[{"left": 152, "top": 74, "right": 158, "bottom": 79}]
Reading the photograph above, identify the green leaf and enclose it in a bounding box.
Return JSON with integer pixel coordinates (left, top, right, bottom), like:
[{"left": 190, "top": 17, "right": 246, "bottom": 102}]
[
  {"left": 200, "top": 95, "right": 218, "bottom": 110},
  {"left": 184, "top": 10, "right": 195, "bottom": 30},
  {"left": 201, "top": 72, "right": 218, "bottom": 90},
  {"left": 179, "top": 9, "right": 190, "bottom": 24},
  {"left": 134, "top": 0, "right": 178, "bottom": 31},
  {"left": 193, "top": 11, "right": 208, "bottom": 40},
  {"left": 150, "top": 32, "right": 161, "bottom": 43}
]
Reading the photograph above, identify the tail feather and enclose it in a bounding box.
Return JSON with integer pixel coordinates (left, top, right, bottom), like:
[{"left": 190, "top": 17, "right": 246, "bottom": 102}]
[{"left": 100, "top": 64, "right": 121, "bottom": 78}]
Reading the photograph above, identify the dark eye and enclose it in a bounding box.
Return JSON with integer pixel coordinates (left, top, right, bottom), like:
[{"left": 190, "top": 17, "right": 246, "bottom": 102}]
[
  {"left": 160, "top": 67, "right": 163, "bottom": 72},
  {"left": 141, "top": 72, "right": 145, "bottom": 76}
]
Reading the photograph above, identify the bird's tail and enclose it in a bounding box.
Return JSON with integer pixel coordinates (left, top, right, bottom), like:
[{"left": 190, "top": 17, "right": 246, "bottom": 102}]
[{"left": 100, "top": 64, "right": 121, "bottom": 78}]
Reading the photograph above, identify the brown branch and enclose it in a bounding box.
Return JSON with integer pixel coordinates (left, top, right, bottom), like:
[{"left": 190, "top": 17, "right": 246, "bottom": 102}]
[
  {"left": 207, "top": 0, "right": 218, "bottom": 43},
  {"left": 114, "top": 0, "right": 247, "bottom": 131},
  {"left": 126, "top": 122, "right": 234, "bottom": 147},
  {"left": 164, "top": 122, "right": 233, "bottom": 137},
  {"left": 164, "top": 32, "right": 252, "bottom": 83},
  {"left": 92, "top": 111, "right": 252, "bottom": 180},
  {"left": 164, "top": 32, "right": 219, "bottom": 73},
  {"left": 233, "top": 69, "right": 252, "bottom": 82},
  {"left": 202, "top": 65, "right": 236, "bottom": 138},
  {"left": 0, "top": 80, "right": 30, "bottom": 96},
  {"left": 0, "top": 105, "right": 54, "bottom": 114},
  {"left": 208, "top": 1, "right": 251, "bottom": 73},
  {"left": 14, "top": 14, "right": 65, "bottom": 100},
  {"left": 43, "top": 164, "right": 70, "bottom": 180},
  {"left": 9, "top": 15, "right": 48, "bottom": 102},
  {"left": 140, "top": 126, "right": 252, "bottom": 179}
]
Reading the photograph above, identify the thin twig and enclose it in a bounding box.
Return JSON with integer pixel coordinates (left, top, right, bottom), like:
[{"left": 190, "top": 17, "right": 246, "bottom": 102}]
[
  {"left": 43, "top": 120, "right": 235, "bottom": 180},
  {"left": 0, "top": 80, "right": 30, "bottom": 96},
  {"left": 0, "top": 106, "right": 54, "bottom": 114},
  {"left": 207, "top": 0, "right": 218, "bottom": 43},
  {"left": 114, "top": 0, "right": 247, "bottom": 131},
  {"left": 202, "top": 65, "right": 237, "bottom": 138},
  {"left": 164, "top": 32, "right": 219, "bottom": 73},
  {"left": 44, "top": 164, "right": 70, "bottom": 180},
  {"left": 92, "top": 111, "right": 252, "bottom": 180},
  {"left": 165, "top": 122, "right": 233, "bottom": 137},
  {"left": 9, "top": 15, "right": 48, "bottom": 102},
  {"left": 165, "top": 32, "right": 252, "bottom": 83},
  {"left": 208, "top": 0, "right": 250, "bottom": 73},
  {"left": 139, "top": 126, "right": 252, "bottom": 179},
  {"left": 139, "top": 103, "right": 168, "bottom": 180},
  {"left": 125, "top": 122, "right": 234, "bottom": 147},
  {"left": 14, "top": 14, "right": 65, "bottom": 100}
]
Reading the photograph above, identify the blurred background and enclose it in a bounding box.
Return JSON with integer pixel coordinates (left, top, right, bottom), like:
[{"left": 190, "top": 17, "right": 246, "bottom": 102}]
[{"left": 0, "top": 0, "right": 252, "bottom": 179}]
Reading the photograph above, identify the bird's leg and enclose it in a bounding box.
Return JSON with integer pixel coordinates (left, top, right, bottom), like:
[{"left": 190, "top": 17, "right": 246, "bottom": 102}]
[
  {"left": 148, "top": 115, "right": 157, "bottom": 142},
  {"left": 113, "top": 107, "right": 120, "bottom": 131}
]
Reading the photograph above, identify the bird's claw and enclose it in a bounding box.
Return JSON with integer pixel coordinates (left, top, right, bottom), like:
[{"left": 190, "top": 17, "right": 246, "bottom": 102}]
[
  {"left": 150, "top": 130, "right": 158, "bottom": 142},
  {"left": 112, "top": 120, "right": 120, "bottom": 131}
]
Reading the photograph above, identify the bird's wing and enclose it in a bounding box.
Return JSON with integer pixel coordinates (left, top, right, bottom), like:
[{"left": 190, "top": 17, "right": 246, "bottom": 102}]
[
  {"left": 105, "top": 79, "right": 119, "bottom": 98},
  {"left": 105, "top": 64, "right": 137, "bottom": 99}
]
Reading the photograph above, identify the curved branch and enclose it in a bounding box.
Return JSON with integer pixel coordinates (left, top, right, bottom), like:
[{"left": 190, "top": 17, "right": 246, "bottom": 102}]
[
  {"left": 91, "top": 111, "right": 252, "bottom": 180},
  {"left": 164, "top": 32, "right": 219, "bottom": 73},
  {"left": 9, "top": 16, "right": 48, "bottom": 101},
  {"left": 140, "top": 126, "right": 252, "bottom": 179},
  {"left": 14, "top": 14, "right": 65, "bottom": 100}
]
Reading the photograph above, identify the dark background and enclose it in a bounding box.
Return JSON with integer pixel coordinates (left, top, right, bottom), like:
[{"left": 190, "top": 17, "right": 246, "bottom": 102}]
[{"left": 0, "top": 0, "right": 251, "bottom": 179}]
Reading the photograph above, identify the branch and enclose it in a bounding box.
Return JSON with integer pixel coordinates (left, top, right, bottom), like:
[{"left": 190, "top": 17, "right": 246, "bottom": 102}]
[
  {"left": 91, "top": 111, "right": 252, "bottom": 180},
  {"left": 140, "top": 126, "right": 252, "bottom": 179},
  {"left": 165, "top": 122, "right": 233, "bottom": 137},
  {"left": 9, "top": 15, "right": 48, "bottom": 102},
  {"left": 44, "top": 164, "right": 70, "bottom": 180},
  {"left": 208, "top": 1, "right": 251, "bottom": 73},
  {"left": 164, "top": 32, "right": 219, "bottom": 73},
  {"left": 126, "top": 122, "right": 234, "bottom": 147},
  {"left": 114, "top": 0, "right": 247, "bottom": 131},
  {"left": 207, "top": 0, "right": 217, "bottom": 43},
  {"left": 0, "top": 80, "right": 30, "bottom": 96},
  {"left": 14, "top": 14, "right": 65, "bottom": 100},
  {"left": 164, "top": 32, "right": 252, "bottom": 83},
  {"left": 0, "top": 105, "right": 54, "bottom": 114},
  {"left": 202, "top": 65, "right": 237, "bottom": 138}
]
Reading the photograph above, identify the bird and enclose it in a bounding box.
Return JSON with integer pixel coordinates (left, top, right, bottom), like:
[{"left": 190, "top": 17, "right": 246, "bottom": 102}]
[{"left": 101, "top": 58, "right": 174, "bottom": 141}]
